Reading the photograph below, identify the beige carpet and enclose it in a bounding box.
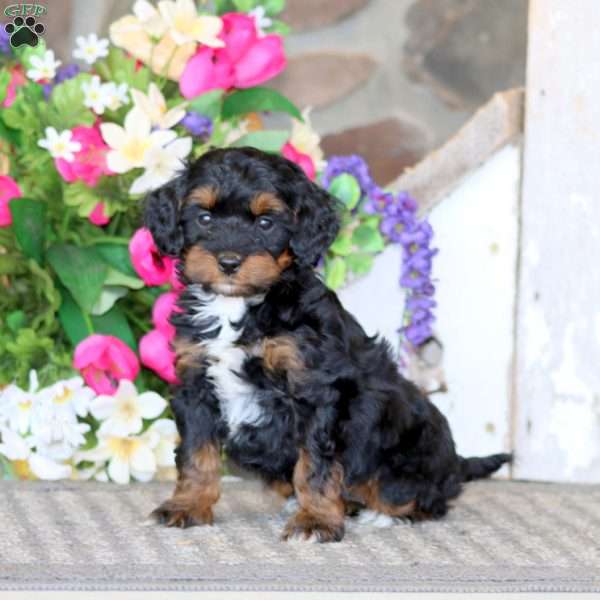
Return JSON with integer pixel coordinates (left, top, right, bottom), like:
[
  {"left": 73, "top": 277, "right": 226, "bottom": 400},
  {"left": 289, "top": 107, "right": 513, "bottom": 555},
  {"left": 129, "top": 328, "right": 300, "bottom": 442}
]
[{"left": 0, "top": 478, "right": 599, "bottom": 592}]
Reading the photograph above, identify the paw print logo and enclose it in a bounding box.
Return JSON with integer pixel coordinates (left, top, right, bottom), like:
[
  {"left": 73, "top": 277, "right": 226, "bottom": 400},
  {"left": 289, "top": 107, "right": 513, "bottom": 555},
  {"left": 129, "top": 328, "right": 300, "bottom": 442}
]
[{"left": 5, "top": 16, "right": 45, "bottom": 48}]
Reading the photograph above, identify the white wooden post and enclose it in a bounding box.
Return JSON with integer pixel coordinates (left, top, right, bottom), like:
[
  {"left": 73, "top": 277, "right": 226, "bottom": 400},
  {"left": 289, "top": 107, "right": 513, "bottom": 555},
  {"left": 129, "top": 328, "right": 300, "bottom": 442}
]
[{"left": 513, "top": 0, "right": 600, "bottom": 482}]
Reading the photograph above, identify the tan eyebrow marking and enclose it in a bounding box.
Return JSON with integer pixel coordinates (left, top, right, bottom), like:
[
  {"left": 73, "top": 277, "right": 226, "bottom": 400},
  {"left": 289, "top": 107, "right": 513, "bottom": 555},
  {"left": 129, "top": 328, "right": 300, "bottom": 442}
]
[
  {"left": 249, "top": 192, "right": 287, "bottom": 216},
  {"left": 187, "top": 186, "right": 218, "bottom": 209}
]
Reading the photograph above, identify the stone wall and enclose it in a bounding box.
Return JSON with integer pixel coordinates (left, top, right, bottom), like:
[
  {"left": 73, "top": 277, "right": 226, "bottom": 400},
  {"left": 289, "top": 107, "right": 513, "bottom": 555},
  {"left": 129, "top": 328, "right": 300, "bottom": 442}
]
[{"left": 2, "top": 0, "right": 528, "bottom": 185}]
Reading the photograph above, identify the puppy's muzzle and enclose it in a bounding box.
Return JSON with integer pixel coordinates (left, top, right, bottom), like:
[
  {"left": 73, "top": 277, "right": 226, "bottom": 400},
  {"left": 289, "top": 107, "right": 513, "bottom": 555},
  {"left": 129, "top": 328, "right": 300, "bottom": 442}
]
[{"left": 217, "top": 252, "right": 242, "bottom": 275}]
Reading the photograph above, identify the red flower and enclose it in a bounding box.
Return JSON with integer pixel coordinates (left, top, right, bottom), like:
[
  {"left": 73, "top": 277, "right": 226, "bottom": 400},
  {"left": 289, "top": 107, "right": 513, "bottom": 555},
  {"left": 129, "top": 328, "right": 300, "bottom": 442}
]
[
  {"left": 129, "top": 228, "right": 176, "bottom": 286},
  {"left": 55, "top": 125, "right": 112, "bottom": 188},
  {"left": 139, "top": 329, "right": 178, "bottom": 384},
  {"left": 282, "top": 143, "right": 316, "bottom": 180},
  {"left": 180, "top": 12, "right": 286, "bottom": 98},
  {"left": 73, "top": 334, "right": 139, "bottom": 395},
  {"left": 0, "top": 175, "right": 22, "bottom": 227}
]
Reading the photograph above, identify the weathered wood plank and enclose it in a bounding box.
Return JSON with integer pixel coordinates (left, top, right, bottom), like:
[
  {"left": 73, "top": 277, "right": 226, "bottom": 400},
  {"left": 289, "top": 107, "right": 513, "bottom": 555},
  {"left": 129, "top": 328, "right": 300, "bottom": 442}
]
[{"left": 514, "top": 0, "right": 600, "bottom": 482}]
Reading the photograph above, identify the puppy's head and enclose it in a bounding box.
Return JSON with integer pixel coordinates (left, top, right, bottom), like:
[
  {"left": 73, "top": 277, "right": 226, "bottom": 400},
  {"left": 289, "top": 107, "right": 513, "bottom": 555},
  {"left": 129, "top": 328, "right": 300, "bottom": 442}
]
[{"left": 144, "top": 147, "right": 339, "bottom": 297}]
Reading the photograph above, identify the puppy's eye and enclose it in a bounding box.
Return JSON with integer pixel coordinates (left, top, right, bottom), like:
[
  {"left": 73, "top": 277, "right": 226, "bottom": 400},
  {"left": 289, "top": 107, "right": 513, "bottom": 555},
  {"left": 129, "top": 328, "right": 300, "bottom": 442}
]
[
  {"left": 257, "top": 216, "right": 273, "bottom": 231},
  {"left": 198, "top": 212, "right": 212, "bottom": 225}
]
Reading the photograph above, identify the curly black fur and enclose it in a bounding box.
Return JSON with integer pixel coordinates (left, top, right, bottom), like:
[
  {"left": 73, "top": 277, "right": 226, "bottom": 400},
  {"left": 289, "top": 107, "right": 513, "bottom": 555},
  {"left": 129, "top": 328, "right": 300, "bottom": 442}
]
[{"left": 144, "top": 147, "right": 511, "bottom": 541}]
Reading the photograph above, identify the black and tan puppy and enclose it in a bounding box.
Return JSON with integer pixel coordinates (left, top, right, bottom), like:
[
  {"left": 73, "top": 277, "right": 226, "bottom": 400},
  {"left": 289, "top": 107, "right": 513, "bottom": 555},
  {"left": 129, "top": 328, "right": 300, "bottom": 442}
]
[{"left": 145, "top": 147, "right": 510, "bottom": 542}]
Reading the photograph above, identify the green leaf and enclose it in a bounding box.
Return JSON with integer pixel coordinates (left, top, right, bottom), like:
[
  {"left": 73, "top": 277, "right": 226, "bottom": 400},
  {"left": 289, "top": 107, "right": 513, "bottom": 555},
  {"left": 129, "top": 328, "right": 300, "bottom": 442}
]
[
  {"left": 231, "top": 130, "right": 289, "bottom": 152},
  {"left": 95, "top": 47, "right": 151, "bottom": 91},
  {"left": 188, "top": 89, "right": 224, "bottom": 119},
  {"left": 232, "top": 0, "right": 255, "bottom": 11},
  {"left": 6, "top": 310, "right": 26, "bottom": 333},
  {"left": 351, "top": 223, "right": 385, "bottom": 253},
  {"left": 57, "top": 284, "right": 92, "bottom": 346},
  {"left": 329, "top": 233, "right": 353, "bottom": 256},
  {"left": 92, "top": 305, "right": 137, "bottom": 351},
  {"left": 104, "top": 267, "right": 143, "bottom": 290},
  {"left": 0, "top": 70, "right": 10, "bottom": 106},
  {"left": 324, "top": 256, "right": 347, "bottom": 290},
  {"left": 64, "top": 181, "right": 101, "bottom": 217},
  {"left": 263, "top": 0, "right": 286, "bottom": 15},
  {"left": 90, "top": 286, "right": 129, "bottom": 316},
  {"left": 222, "top": 87, "right": 302, "bottom": 121},
  {"left": 47, "top": 244, "right": 108, "bottom": 313},
  {"left": 329, "top": 174, "right": 361, "bottom": 210},
  {"left": 9, "top": 198, "right": 47, "bottom": 264},
  {"left": 346, "top": 252, "right": 375, "bottom": 275},
  {"left": 0, "top": 116, "right": 21, "bottom": 146},
  {"left": 94, "top": 243, "right": 138, "bottom": 277},
  {"left": 267, "top": 20, "right": 291, "bottom": 35},
  {"left": 48, "top": 73, "right": 95, "bottom": 128}
]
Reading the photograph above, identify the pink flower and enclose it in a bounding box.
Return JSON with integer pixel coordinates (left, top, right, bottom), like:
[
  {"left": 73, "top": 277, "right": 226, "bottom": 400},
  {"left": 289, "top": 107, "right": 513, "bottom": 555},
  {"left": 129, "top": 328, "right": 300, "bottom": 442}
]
[
  {"left": 129, "top": 228, "right": 176, "bottom": 286},
  {"left": 152, "top": 291, "right": 180, "bottom": 339},
  {"left": 282, "top": 143, "right": 316, "bottom": 180},
  {"left": 2, "top": 67, "right": 26, "bottom": 108},
  {"left": 88, "top": 202, "right": 110, "bottom": 226},
  {"left": 170, "top": 260, "right": 185, "bottom": 290},
  {"left": 73, "top": 334, "right": 140, "bottom": 395},
  {"left": 180, "top": 12, "right": 286, "bottom": 98},
  {"left": 55, "top": 125, "right": 112, "bottom": 187},
  {"left": 139, "top": 329, "right": 178, "bottom": 384},
  {"left": 0, "top": 175, "right": 22, "bottom": 227}
]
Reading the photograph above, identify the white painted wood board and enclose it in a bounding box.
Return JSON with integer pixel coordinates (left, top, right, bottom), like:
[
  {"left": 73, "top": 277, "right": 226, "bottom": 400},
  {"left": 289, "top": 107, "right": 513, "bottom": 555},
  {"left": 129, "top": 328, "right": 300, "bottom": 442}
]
[{"left": 513, "top": 0, "right": 600, "bottom": 482}]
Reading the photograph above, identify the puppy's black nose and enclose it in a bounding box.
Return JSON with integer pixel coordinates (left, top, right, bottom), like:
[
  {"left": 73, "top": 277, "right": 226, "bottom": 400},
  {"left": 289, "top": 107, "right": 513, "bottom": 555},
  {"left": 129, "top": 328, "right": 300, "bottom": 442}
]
[{"left": 217, "top": 252, "right": 242, "bottom": 275}]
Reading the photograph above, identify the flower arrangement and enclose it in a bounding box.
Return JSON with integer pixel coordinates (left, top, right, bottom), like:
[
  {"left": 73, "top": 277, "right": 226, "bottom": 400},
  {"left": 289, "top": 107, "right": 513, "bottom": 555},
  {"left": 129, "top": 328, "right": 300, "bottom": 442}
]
[{"left": 0, "top": 0, "right": 437, "bottom": 482}]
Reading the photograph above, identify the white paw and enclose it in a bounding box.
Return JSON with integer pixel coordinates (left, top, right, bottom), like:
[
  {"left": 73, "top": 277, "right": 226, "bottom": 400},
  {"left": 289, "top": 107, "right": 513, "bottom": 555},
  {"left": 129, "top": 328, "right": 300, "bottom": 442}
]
[
  {"left": 356, "top": 509, "right": 396, "bottom": 528},
  {"left": 282, "top": 497, "right": 300, "bottom": 514}
]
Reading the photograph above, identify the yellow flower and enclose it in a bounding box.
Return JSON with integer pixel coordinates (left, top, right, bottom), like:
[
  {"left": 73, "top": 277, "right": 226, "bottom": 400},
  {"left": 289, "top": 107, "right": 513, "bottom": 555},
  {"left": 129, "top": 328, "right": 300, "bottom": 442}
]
[
  {"left": 158, "top": 0, "right": 223, "bottom": 47},
  {"left": 131, "top": 82, "right": 186, "bottom": 129},
  {"left": 109, "top": 16, "right": 194, "bottom": 81},
  {"left": 289, "top": 108, "right": 326, "bottom": 171},
  {"left": 109, "top": 0, "right": 223, "bottom": 81}
]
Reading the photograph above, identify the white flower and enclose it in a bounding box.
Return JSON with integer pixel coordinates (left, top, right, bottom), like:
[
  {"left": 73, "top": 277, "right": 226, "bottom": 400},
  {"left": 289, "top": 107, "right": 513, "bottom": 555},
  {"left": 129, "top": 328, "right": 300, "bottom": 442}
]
[
  {"left": 134, "top": 0, "right": 168, "bottom": 37},
  {"left": 73, "top": 33, "right": 109, "bottom": 65},
  {"left": 131, "top": 82, "right": 186, "bottom": 130},
  {"left": 249, "top": 6, "right": 272, "bottom": 36},
  {"left": 26, "top": 49, "right": 61, "bottom": 81},
  {"left": 129, "top": 136, "right": 191, "bottom": 194},
  {"left": 30, "top": 397, "right": 90, "bottom": 462},
  {"left": 77, "top": 429, "right": 159, "bottom": 484},
  {"left": 103, "top": 81, "right": 130, "bottom": 112},
  {"left": 90, "top": 379, "right": 167, "bottom": 437},
  {"left": 147, "top": 418, "right": 178, "bottom": 468},
  {"left": 0, "top": 370, "right": 39, "bottom": 435},
  {"left": 38, "top": 127, "right": 81, "bottom": 162},
  {"left": 0, "top": 427, "right": 72, "bottom": 481},
  {"left": 100, "top": 107, "right": 177, "bottom": 173},
  {"left": 82, "top": 75, "right": 111, "bottom": 115},
  {"left": 158, "top": 0, "right": 224, "bottom": 47},
  {"left": 43, "top": 377, "right": 94, "bottom": 419},
  {"left": 289, "top": 108, "right": 325, "bottom": 170}
]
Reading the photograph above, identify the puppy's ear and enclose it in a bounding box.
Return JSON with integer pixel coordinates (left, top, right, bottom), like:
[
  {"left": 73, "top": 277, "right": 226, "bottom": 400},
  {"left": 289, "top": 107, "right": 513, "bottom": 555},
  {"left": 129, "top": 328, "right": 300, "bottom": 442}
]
[
  {"left": 290, "top": 180, "right": 340, "bottom": 268},
  {"left": 143, "top": 178, "right": 185, "bottom": 257}
]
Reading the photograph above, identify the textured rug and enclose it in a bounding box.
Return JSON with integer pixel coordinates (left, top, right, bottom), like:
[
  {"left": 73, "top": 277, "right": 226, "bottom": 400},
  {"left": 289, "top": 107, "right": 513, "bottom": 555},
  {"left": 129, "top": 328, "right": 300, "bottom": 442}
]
[{"left": 0, "top": 478, "right": 599, "bottom": 592}]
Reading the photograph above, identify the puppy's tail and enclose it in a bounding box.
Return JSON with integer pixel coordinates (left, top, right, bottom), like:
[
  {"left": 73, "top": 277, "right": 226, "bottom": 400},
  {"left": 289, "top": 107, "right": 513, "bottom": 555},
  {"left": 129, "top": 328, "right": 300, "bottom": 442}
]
[{"left": 459, "top": 453, "right": 512, "bottom": 482}]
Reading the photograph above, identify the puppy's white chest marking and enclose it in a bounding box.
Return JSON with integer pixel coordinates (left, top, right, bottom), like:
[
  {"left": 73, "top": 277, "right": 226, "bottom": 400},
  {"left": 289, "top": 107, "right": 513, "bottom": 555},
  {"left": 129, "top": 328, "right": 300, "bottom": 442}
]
[{"left": 189, "top": 287, "right": 265, "bottom": 436}]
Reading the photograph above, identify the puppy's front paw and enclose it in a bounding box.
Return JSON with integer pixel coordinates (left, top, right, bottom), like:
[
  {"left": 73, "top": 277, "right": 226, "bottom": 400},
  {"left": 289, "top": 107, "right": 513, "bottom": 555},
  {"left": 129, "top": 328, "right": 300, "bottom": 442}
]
[
  {"left": 282, "top": 510, "right": 344, "bottom": 543},
  {"left": 151, "top": 500, "right": 214, "bottom": 528}
]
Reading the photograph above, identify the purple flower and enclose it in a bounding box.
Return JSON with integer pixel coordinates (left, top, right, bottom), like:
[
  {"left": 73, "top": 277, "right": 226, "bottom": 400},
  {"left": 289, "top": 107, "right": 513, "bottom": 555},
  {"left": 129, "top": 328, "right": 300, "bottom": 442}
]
[
  {"left": 55, "top": 63, "right": 80, "bottom": 84},
  {"left": 181, "top": 112, "right": 213, "bottom": 138},
  {"left": 41, "top": 64, "right": 81, "bottom": 99},
  {"left": 0, "top": 27, "right": 11, "bottom": 55},
  {"left": 42, "top": 83, "right": 53, "bottom": 99},
  {"left": 322, "top": 153, "right": 438, "bottom": 352}
]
